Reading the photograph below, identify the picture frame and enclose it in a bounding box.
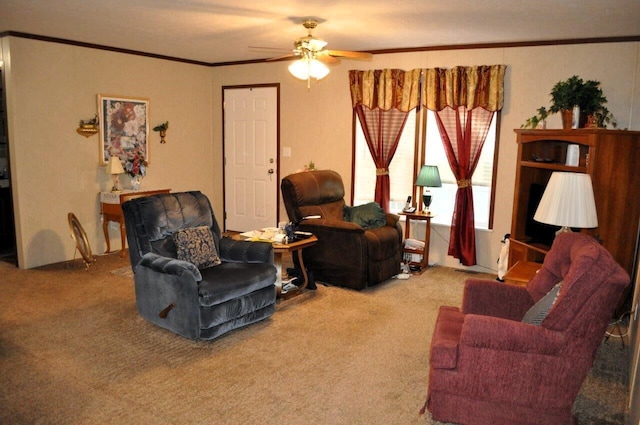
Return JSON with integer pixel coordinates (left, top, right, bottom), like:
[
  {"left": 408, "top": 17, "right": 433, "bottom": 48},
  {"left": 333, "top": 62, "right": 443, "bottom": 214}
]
[{"left": 98, "top": 94, "right": 150, "bottom": 166}]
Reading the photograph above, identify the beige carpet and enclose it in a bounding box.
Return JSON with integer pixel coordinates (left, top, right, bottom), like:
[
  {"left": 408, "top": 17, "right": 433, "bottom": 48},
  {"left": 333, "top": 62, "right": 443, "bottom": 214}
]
[{"left": 0, "top": 253, "right": 629, "bottom": 424}]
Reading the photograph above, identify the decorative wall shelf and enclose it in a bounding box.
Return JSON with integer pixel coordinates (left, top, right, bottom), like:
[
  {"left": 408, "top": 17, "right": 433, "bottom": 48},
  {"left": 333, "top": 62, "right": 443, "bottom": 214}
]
[{"left": 76, "top": 126, "right": 98, "bottom": 137}]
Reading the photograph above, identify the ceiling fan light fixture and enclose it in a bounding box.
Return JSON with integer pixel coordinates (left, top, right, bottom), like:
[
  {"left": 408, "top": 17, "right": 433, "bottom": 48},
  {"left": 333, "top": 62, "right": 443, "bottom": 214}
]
[{"left": 288, "top": 58, "right": 329, "bottom": 81}]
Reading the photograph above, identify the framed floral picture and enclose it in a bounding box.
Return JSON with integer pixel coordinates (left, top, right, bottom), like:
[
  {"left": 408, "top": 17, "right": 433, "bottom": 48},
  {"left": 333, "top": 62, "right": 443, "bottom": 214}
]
[{"left": 98, "top": 95, "right": 150, "bottom": 176}]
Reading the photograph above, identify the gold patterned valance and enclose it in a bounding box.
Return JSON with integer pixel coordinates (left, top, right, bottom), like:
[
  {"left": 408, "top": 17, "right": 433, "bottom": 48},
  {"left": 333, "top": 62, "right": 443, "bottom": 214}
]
[
  {"left": 422, "top": 65, "right": 506, "bottom": 111},
  {"left": 349, "top": 69, "right": 421, "bottom": 112},
  {"left": 350, "top": 65, "right": 506, "bottom": 112}
]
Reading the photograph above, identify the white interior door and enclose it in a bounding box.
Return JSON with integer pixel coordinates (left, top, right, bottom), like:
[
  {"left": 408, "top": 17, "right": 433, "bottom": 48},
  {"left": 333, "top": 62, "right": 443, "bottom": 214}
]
[{"left": 223, "top": 86, "right": 278, "bottom": 232}]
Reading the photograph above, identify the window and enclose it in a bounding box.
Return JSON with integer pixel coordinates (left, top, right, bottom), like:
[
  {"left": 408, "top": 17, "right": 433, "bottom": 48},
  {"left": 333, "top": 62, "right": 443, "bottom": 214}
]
[
  {"left": 423, "top": 110, "right": 497, "bottom": 229},
  {"left": 353, "top": 111, "right": 417, "bottom": 213},
  {"left": 353, "top": 109, "right": 498, "bottom": 230}
]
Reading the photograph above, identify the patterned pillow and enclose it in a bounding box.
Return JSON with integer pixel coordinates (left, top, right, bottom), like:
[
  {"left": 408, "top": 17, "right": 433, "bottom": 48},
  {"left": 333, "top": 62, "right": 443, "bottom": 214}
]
[
  {"left": 173, "top": 226, "right": 221, "bottom": 269},
  {"left": 522, "top": 281, "right": 563, "bottom": 326}
]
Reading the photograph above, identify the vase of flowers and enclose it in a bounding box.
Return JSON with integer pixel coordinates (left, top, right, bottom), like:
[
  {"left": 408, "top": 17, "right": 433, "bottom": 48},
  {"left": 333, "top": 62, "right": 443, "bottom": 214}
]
[{"left": 124, "top": 146, "right": 147, "bottom": 190}]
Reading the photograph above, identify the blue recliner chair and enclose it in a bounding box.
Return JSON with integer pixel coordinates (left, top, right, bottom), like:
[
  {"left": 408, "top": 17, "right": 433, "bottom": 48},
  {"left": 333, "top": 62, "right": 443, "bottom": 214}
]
[{"left": 122, "top": 191, "right": 277, "bottom": 340}]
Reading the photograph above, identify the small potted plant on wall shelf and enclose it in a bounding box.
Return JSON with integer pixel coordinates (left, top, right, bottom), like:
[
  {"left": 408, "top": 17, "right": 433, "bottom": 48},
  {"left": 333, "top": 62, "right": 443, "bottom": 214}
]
[{"left": 153, "top": 121, "right": 169, "bottom": 143}]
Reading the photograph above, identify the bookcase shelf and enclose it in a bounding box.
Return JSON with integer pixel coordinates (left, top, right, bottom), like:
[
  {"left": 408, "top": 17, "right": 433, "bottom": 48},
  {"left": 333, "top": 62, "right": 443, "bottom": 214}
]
[{"left": 509, "top": 129, "right": 640, "bottom": 285}]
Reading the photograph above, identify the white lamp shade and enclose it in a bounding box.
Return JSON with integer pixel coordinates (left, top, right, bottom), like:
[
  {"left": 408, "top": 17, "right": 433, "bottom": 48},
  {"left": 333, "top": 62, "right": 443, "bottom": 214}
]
[
  {"left": 288, "top": 59, "right": 329, "bottom": 81},
  {"left": 106, "top": 156, "right": 124, "bottom": 175},
  {"left": 533, "top": 172, "right": 598, "bottom": 228}
]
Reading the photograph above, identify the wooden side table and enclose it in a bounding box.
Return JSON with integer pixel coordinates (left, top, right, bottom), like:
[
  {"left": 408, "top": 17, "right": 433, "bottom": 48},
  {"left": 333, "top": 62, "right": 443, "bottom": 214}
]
[
  {"left": 234, "top": 233, "right": 318, "bottom": 299},
  {"left": 503, "top": 260, "right": 542, "bottom": 287},
  {"left": 398, "top": 211, "right": 433, "bottom": 272},
  {"left": 100, "top": 189, "right": 170, "bottom": 257},
  {"left": 272, "top": 235, "right": 318, "bottom": 299}
]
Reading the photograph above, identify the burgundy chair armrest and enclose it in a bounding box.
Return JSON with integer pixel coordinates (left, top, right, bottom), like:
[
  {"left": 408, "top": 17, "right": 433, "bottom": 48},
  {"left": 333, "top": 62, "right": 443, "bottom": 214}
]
[
  {"left": 462, "top": 279, "right": 534, "bottom": 320},
  {"left": 460, "top": 314, "right": 564, "bottom": 355}
]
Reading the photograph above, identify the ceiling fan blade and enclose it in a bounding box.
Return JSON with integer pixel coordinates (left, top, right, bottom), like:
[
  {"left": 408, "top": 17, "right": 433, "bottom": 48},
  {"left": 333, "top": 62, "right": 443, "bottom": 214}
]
[
  {"left": 316, "top": 52, "right": 341, "bottom": 65},
  {"left": 326, "top": 50, "right": 372, "bottom": 60},
  {"left": 265, "top": 53, "right": 301, "bottom": 62},
  {"left": 249, "top": 46, "right": 291, "bottom": 52}
]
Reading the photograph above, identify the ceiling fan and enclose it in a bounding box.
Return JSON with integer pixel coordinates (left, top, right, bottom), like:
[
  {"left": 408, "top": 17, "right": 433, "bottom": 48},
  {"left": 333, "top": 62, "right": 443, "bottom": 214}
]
[{"left": 255, "top": 19, "right": 372, "bottom": 86}]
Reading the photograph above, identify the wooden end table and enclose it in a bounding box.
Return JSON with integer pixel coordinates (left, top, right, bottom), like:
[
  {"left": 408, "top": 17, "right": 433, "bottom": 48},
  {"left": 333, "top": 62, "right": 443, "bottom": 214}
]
[
  {"left": 234, "top": 233, "right": 318, "bottom": 299},
  {"left": 398, "top": 211, "right": 433, "bottom": 273},
  {"left": 100, "top": 189, "right": 170, "bottom": 257},
  {"left": 272, "top": 235, "right": 318, "bottom": 299},
  {"left": 503, "top": 260, "right": 542, "bottom": 287}
]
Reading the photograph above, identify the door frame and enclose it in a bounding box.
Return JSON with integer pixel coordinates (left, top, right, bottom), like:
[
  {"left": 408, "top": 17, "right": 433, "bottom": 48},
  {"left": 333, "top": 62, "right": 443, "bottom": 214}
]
[{"left": 221, "top": 83, "right": 280, "bottom": 232}]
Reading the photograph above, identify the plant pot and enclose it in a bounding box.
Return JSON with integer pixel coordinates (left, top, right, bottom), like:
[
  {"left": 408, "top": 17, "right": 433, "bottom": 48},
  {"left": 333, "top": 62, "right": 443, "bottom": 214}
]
[
  {"left": 560, "top": 109, "right": 588, "bottom": 129},
  {"left": 560, "top": 109, "right": 573, "bottom": 129}
]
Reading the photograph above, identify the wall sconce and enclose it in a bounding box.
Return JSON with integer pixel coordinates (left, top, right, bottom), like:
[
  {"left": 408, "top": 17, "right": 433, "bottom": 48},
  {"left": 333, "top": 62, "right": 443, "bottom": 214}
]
[
  {"left": 153, "top": 121, "right": 169, "bottom": 144},
  {"left": 76, "top": 115, "right": 99, "bottom": 137}
]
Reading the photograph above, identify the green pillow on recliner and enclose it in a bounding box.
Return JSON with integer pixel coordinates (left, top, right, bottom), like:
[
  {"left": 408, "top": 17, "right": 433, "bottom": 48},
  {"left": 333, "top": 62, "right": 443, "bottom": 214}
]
[{"left": 344, "top": 202, "right": 387, "bottom": 229}]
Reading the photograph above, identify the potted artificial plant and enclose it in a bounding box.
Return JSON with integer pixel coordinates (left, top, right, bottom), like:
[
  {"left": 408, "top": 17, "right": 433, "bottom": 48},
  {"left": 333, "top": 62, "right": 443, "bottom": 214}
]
[
  {"left": 522, "top": 75, "right": 616, "bottom": 129},
  {"left": 549, "top": 75, "right": 587, "bottom": 129}
]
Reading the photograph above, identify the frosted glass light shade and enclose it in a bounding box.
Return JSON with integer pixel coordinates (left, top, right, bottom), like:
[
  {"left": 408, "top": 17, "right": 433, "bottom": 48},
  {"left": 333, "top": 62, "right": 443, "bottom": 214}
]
[
  {"left": 534, "top": 172, "right": 598, "bottom": 229},
  {"left": 288, "top": 59, "right": 329, "bottom": 81}
]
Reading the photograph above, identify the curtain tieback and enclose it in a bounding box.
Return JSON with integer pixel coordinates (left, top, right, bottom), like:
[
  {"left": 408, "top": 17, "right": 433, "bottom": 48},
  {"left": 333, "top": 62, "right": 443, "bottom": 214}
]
[
  {"left": 376, "top": 168, "right": 389, "bottom": 176},
  {"left": 457, "top": 179, "right": 472, "bottom": 188}
]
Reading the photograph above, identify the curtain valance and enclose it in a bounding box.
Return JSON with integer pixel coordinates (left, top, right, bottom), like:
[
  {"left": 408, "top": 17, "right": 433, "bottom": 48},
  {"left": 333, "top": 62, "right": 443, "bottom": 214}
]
[
  {"left": 349, "top": 69, "right": 421, "bottom": 112},
  {"left": 350, "top": 65, "right": 506, "bottom": 112},
  {"left": 423, "top": 65, "right": 506, "bottom": 111}
]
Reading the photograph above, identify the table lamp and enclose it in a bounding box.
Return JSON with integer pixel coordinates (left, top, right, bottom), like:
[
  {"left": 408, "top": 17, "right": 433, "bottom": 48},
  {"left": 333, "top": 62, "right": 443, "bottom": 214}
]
[
  {"left": 414, "top": 165, "right": 442, "bottom": 213},
  {"left": 106, "top": 156, "right": 125, "bottom": 192},
  {"left": 533, "top": 171, "right": 598, "bottom": 234}
]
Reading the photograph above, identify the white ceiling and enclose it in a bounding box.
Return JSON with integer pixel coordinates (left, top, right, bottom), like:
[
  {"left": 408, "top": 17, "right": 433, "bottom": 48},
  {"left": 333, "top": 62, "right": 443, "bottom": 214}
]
[{"left": 1, "top": 0, "right": 639, "bottom": 65}]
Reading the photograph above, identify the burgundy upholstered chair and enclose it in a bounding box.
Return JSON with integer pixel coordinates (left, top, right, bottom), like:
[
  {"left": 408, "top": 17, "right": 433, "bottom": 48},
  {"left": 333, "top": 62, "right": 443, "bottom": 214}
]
[
  {"left": 281, "top": 170, "right": 402, "bottom": 290},
  {"left": 424, "top": 232, "right": 629, "bottom": 425}
]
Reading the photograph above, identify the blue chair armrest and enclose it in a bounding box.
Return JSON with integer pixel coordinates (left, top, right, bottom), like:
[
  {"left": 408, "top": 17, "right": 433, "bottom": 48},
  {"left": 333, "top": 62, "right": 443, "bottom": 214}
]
[
  {"left": 137, "top": 252, "right": 202, "bottom": 281},
  {"left": 219, "top": 237, "right": 274, "bottom": 264}
]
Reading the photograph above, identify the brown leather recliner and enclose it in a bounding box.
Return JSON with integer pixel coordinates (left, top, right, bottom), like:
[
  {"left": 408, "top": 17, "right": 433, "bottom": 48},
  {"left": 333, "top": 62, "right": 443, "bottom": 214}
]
[{"left": 281, "top": 170, "right": 402, "bottom": 290}]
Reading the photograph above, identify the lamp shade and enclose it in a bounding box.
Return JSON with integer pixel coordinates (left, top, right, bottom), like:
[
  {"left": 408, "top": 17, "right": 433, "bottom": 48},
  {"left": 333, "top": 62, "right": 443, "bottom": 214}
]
[
  {"left": 533, "top": 172, "right": 598, "bottom": 228},
  {"left": 414, "top": 165, "right": 442, "bottom": 188},
  {"left": 106, "top": 156, "right": 124, "bottom": 175},
  {"left": 288, "top": 58, "right": 329, "bottom": 81}
]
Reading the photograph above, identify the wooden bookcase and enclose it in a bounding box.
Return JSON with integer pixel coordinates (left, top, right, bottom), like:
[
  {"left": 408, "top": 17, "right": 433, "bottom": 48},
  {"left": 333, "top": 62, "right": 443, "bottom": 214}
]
[{"left": 509, "top": 129, "right": 640, "bottom": 281}]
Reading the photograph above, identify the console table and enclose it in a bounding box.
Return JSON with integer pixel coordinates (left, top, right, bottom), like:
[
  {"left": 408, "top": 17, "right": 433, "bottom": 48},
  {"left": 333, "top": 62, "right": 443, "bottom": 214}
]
[
  {"left": 399, "top": 211, "right": 433, "bottom": 272},
  {"left": 100, "top": 189, "right": 170, "bottom": 257}
]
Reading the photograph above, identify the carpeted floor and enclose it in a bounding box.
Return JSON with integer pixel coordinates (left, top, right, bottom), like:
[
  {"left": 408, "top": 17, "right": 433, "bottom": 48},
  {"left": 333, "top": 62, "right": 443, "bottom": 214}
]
[{"left": 0, "top": 253, "right": 630, "bottom": 424}]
